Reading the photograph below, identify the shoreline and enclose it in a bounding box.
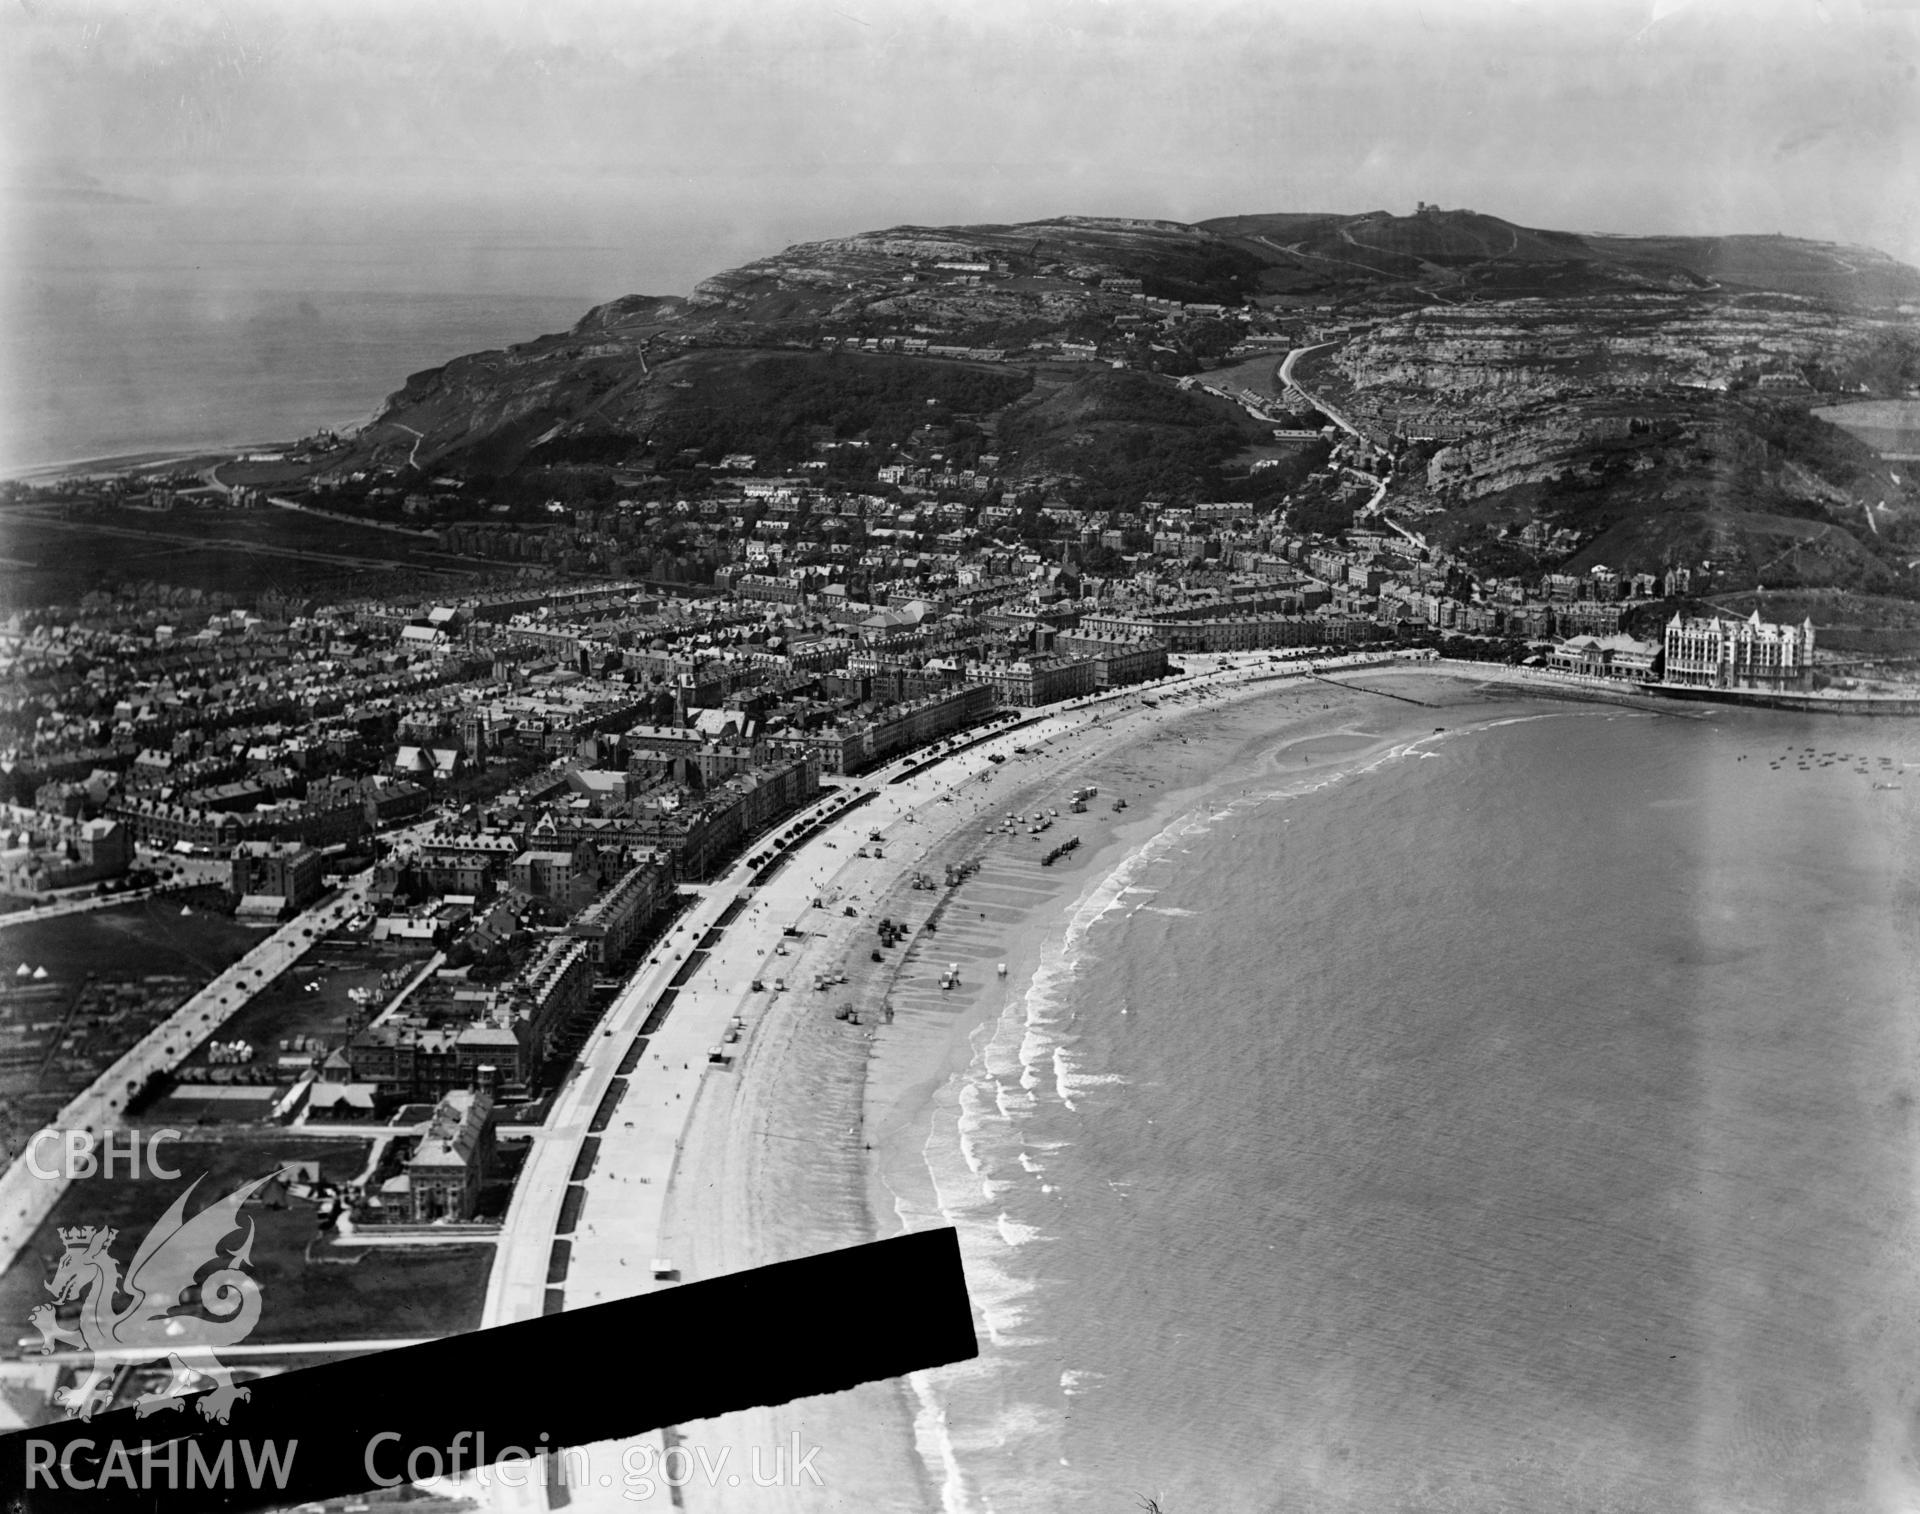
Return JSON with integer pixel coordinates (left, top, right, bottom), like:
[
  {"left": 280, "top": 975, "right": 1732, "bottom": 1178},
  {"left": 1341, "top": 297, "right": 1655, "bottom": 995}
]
[
  {"left": 511, "top": 655, "right": 1422, "bottom": 1513},
  {"left": 854, "top": 668, "right": 1573, "bottom": 1514},
  {"left": 602, "top": 657, "right": 1608, "bottom": 1514},
  {"left": 0, "top": 655, "right": 1696, "bottom": 1491}
]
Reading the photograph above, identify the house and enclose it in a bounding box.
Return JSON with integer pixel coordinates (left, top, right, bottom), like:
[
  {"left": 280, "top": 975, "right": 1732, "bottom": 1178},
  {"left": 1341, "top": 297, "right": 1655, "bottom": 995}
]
[
  {"left": 230, "top": 840, "right": 324, "bottom": 913},
  {"left": 388, "top": 1075, "right": 497, "bottom": 1222},
  {"left": 305, "top": 1082, "right": 378, "bottom": 1119}
]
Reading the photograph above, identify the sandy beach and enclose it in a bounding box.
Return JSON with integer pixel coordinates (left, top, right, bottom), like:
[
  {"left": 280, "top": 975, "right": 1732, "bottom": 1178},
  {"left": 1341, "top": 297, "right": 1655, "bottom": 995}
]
[{"left": 496, "top": 653, "right": 1639, "bottom": 1513}]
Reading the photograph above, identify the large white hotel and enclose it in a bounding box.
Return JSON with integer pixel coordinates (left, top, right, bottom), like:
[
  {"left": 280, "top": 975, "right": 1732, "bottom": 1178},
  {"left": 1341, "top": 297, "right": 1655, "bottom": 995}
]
[{"left": 1662, "top": 611, "right": 1816, "bottom": 691}]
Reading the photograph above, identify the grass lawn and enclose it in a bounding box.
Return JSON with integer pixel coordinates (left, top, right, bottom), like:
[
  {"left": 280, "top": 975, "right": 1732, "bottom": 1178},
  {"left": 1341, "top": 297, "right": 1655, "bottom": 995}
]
[
  {"left": 0, "top": 1137, "right": 493, "bottom": 1353},
  {"left": 0, "top": 498, "right": 467, "bottom": 608},
  {"left": 178, "top": 939, "right": 434, "bottom": 1077}
]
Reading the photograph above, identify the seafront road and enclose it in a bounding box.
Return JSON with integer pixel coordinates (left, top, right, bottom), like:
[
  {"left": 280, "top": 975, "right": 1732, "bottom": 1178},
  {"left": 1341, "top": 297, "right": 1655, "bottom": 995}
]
[
  {"left": 468, "top": 649, "right": 1406, "bottom": 1513},
  {"left": 477, "top": 780, "right": 877, "bottom": 1334}
]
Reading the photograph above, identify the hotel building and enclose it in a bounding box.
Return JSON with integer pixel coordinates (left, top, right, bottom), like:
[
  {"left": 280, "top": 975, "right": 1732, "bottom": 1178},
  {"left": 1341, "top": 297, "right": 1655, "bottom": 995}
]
[{"left": 1662, "top": 612, "right": 1815, "bottom": 691}]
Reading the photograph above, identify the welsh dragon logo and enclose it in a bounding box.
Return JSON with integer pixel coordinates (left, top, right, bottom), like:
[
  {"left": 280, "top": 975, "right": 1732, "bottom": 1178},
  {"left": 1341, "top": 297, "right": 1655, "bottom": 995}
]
[{"left": 28, "top": 1171, "right": 278, "bottom": 1424}]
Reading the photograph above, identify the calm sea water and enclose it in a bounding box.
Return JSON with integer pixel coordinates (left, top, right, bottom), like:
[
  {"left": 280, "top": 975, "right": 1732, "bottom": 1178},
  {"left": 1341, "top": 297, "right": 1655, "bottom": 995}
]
[
  {"left": 911, "top": 701, "right": 1920, "bottom": 1513},
  {"left": 1, "top": 285, "right": 594, "bottom": 473},
  {"left": 2, "top": 195, "right": 626, "bottom": 472}
]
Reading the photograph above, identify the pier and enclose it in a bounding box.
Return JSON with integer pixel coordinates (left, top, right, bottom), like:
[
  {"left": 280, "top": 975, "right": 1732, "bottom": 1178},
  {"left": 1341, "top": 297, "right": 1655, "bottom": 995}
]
[{"left": 1308, "top": 673, "right": 1436, "bottom": 707}]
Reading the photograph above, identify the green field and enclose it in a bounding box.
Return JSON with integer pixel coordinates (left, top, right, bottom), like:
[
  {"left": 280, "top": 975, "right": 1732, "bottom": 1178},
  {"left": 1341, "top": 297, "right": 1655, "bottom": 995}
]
[
  {"left": 175, "top": 938, "right": 435, "bottom": 1080},
  {"left": 0, "top": 497, "right": 469, "bottom": 608},
  {"left": 0, "top": 1137, "right": 493, "bottom": 1367},
  {"left": 0, "top": 897, "right": 265, "bottom": 984}
]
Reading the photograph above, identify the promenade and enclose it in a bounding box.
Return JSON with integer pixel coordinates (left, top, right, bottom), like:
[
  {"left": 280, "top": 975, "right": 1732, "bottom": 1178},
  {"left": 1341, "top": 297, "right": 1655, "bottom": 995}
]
[
  {"left": 468, "top": 648, "right": 1406, "bottom": 1512},
  {"left": 479, "top": 782, "right": 875, "bottom": 1333}
]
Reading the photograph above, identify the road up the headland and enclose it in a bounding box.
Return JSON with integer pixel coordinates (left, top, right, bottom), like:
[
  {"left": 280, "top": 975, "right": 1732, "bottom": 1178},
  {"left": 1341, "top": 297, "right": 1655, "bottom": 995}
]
[{"left": 1278, "top": 342, "right": 1370, "bottom": 443}]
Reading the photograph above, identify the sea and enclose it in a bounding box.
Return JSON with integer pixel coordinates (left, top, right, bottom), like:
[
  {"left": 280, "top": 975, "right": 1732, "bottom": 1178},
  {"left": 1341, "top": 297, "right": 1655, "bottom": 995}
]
[
  {"left": 0, "top": 194, "right": 624, "bottom": 475},
  {"left": 904, "top": 695, "right": 1920, "bottom": 1513},
  {"left": 1, "top": 285, "right": 596, "bottom": 474}
]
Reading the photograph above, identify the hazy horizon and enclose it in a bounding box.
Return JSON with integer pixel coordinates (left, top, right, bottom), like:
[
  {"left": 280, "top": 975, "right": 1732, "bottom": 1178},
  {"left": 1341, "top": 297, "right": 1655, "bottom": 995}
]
[
  {"left": 4, "top": 0, "right": 1918, "bottom": 470},
  {"left": 9, "top": 0, "right": 1920, "bottom": 287}
]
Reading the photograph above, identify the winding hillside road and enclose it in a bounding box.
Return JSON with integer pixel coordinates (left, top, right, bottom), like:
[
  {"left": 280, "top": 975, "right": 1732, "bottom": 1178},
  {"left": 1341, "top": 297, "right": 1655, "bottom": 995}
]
[{"left": 1277, "top": 343, "right": 1369, "bottom": 443}]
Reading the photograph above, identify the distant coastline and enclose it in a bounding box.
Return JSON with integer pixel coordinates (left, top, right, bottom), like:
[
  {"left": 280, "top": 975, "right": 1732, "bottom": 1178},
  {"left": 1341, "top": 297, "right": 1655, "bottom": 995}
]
[
  {"left": 2, "top": 281, "right": 597, "bottom": 486},
  {"left": 2, "top": 442, "right": 287, "bottom": 486}
]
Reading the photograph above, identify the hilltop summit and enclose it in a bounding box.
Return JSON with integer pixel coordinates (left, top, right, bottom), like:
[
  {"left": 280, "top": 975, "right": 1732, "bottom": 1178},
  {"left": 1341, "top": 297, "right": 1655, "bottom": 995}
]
[{"left": 327, "top": 205, "right": 1920, "bottom": 602}]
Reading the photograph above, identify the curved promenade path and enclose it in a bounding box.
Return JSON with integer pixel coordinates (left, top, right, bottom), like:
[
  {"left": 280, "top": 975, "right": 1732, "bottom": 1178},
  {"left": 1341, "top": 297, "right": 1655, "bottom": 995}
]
[{"left": 469, "top": 649, "right": 1403, "bottom": 1512}]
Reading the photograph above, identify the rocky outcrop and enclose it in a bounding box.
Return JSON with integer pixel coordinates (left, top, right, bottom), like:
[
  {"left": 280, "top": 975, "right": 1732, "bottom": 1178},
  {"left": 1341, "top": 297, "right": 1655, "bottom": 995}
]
[
  {"left": 572, "top": 296, "right": 685, "bottom": 334},
  {"left": 1426, "top": 413, "right": 1668, "bottom": 500},
  {"left": 1333, "top": 297, "right": 1894, "bottom": 420}
]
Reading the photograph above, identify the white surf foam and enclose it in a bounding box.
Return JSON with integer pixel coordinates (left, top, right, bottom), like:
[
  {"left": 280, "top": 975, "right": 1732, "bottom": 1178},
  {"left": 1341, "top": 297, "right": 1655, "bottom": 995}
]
[{"left": 909, "top": 1370, "right": 977, "bottom": 1514}]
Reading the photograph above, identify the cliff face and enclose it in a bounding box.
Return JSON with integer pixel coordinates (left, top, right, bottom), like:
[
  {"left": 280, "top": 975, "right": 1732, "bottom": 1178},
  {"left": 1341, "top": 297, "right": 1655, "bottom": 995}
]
[
  {"left": 1386, "top": 392, "right": 1913, "bottom": 590},
  {"left": 1329, "top": 296, "right": 1898, "bottom": 431},
  {"left": 1290, "top": 283, "right": 1920, "bottom": 588},
  {"left": 1426, "top": 414, "right": 1664, "bottom": 500}
]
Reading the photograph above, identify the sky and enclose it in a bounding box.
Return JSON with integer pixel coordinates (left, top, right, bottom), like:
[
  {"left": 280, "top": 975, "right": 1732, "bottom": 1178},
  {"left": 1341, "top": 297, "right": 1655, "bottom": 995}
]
[
  {"left": 1, "top": 0, "right": 1917, "bottom": 470},
  {"left": 4, "top": 0, "right": 1918, "bottom": 300}
]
